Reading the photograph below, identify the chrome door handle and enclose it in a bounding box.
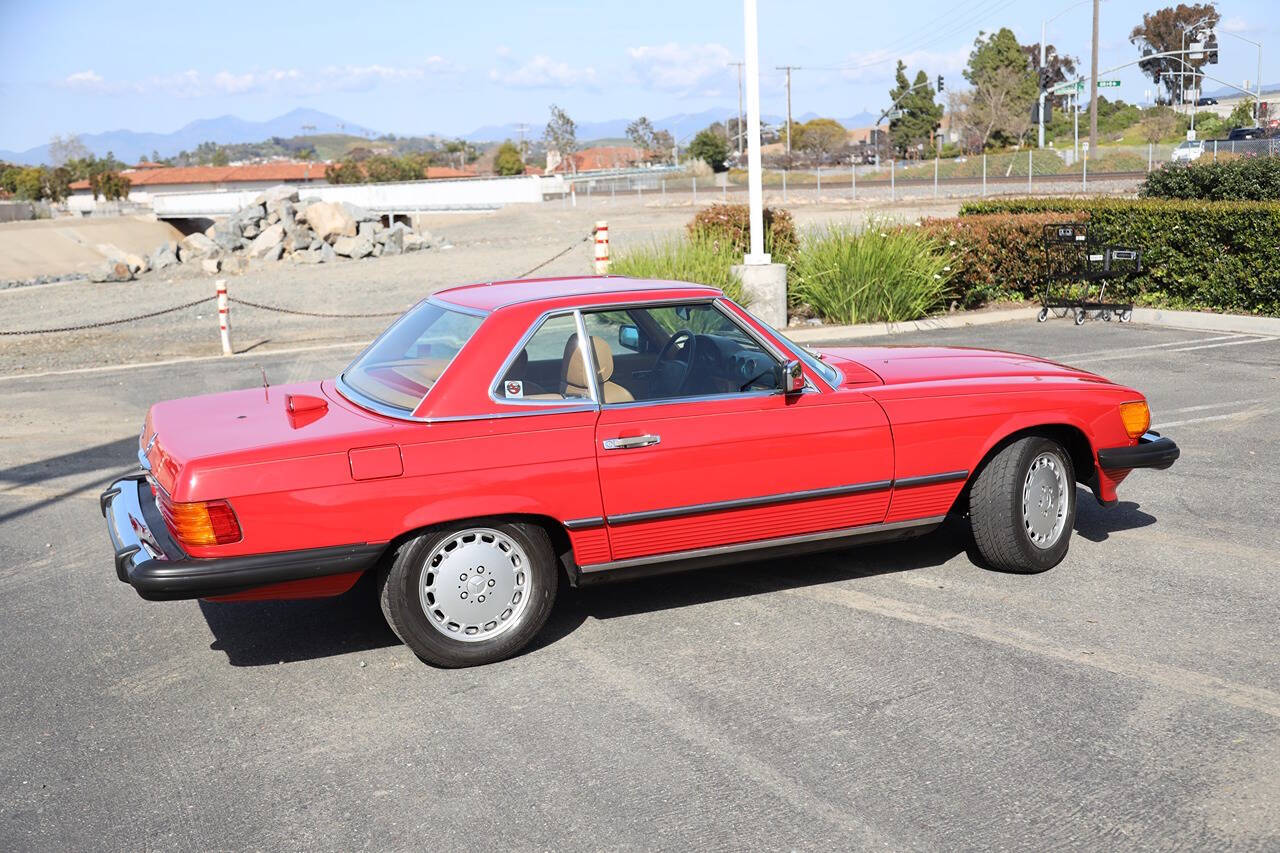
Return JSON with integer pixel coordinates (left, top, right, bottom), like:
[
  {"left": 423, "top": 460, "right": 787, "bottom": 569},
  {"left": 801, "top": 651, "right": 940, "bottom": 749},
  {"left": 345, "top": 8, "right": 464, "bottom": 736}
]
[{"left": 602, "top": 434, "right": 661, "bottom": 450}]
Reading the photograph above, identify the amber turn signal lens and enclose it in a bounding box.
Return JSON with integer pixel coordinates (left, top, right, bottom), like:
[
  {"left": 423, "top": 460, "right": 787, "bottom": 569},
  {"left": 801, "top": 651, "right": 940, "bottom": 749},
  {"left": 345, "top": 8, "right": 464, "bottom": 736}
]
[
  {"left": 167, "top": 499, "right": 242, "bottom": 548},
  {"left": 1119, "top": 401, "right": 1151, "bottom": 439}
]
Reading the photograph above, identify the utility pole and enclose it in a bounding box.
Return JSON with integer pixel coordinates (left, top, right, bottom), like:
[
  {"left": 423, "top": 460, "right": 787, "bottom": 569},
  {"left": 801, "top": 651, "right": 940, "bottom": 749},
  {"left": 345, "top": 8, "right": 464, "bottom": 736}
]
[
  {"left": 515, "top": 123, "right": 529, "bottom": 160},
  {"left": 776, "top": 65, "right": 800, "bottom": 157},
  {"left": 728, "top": 61, "right": 745, "bottom": 155},
  {"left": 1088, "top": 0, "right": 1099, "bottom": 156}
]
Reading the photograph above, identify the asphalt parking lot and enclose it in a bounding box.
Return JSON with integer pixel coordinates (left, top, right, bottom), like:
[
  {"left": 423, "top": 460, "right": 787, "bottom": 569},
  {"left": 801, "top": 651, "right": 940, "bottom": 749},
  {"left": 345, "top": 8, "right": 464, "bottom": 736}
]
[{"left": 1, "top": 317, "right": 1277, "bottom": 851}]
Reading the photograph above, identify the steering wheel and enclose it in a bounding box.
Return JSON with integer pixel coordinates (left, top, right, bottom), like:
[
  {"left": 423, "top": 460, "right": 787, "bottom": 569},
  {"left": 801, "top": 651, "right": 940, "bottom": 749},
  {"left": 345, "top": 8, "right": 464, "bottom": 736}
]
[{"left": 651, "top": 329, "right": 698, "bottom": 397}]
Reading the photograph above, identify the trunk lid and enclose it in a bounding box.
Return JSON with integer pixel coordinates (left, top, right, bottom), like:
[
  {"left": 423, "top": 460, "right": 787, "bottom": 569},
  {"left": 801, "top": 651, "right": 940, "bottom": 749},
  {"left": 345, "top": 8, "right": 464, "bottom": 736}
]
[{"left": 141, "top": 379, "right": 396, "bottom": 499}]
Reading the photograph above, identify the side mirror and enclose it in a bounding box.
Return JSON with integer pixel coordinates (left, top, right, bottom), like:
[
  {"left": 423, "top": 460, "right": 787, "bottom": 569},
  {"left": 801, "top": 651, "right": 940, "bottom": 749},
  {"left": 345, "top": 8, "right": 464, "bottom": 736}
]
[
  {"left": 781, "top": 359, "right": 805, "bottom": 394},
  {"left": 618, "top": 324, "right": 641, "bottom": 352}
]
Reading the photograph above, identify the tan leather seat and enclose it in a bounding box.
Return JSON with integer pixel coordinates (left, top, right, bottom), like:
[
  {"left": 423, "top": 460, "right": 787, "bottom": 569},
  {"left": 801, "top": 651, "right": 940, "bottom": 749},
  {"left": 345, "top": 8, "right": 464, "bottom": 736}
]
[{"left": 561, "top": 334, "right": 634, "bottom": 404}]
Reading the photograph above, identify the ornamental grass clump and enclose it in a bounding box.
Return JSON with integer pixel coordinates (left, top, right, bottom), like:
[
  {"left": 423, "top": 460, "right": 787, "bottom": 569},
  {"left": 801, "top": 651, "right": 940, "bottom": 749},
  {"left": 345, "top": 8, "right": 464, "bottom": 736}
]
[
  {"left": 608, "top": 233, "right": 748, "bottom": 304},
  {"left": 789, "top": 224, "right": 955, "bottom": 325}
]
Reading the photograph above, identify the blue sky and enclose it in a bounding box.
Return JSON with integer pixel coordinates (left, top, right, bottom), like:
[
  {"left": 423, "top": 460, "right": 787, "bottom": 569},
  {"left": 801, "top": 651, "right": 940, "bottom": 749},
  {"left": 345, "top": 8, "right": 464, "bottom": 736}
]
[{"left": 0, "top": 0, "right": 1274, "bottom": 150}]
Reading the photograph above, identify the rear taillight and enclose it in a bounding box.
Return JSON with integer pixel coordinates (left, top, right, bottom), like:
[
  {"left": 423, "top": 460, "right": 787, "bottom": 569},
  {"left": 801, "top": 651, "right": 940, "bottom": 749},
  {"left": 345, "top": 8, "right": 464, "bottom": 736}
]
[{"left": 163, "top": 497, "right": 242, "bottom": 548}]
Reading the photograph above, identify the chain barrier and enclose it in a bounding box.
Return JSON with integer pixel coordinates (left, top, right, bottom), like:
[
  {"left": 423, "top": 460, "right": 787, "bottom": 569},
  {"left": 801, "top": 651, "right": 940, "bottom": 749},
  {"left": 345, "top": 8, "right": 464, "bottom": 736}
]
[
  {"left": 0, "top": 231, "right": 597, "bottom": 335},
  {"left": 0, "top": 296, "right": 215, "bottom": 336},
  {"left": 515, "top": 233, "right": 591, "bottom": 279},
  {"left": 228, "top": 297, "right": 402, "bottom": 319}
]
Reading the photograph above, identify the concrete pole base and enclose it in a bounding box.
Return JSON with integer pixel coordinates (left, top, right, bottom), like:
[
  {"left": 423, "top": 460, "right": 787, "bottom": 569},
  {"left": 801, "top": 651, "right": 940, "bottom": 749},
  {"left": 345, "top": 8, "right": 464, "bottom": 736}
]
[{"left": 730, "top": 262, "right": 788, "bottom": 328}]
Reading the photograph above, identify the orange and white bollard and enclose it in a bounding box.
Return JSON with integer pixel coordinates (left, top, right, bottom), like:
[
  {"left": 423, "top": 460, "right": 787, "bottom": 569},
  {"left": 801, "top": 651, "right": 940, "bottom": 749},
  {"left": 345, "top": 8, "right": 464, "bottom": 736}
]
[
  {"left": 593, "top": 221, "right": 610, "bottom": 275},
  {"left": 216, "top": 278, "right": 232, "bottom": 356}
]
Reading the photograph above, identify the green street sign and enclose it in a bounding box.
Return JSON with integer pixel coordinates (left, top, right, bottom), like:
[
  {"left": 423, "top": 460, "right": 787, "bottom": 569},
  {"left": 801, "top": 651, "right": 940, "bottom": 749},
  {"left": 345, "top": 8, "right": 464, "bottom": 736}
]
[
  {"left": 1051, "top": 79, "right": 1121, "bottom": 94},
  {"left": 1098, "top": 80, "right": 1121, "bottom": 87}
]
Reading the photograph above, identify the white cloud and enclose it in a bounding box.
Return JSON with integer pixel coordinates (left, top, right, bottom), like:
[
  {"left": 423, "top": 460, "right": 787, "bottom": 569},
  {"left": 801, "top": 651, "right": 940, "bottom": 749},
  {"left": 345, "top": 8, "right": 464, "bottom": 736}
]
[
  {"left": 1220, "top": 17, "right": 1250, "bottom": 34},
  {"left": 61, "top": 70, "right": 107, "bottom": 92},
  {"left": 488, "top": 55, "right": 598, "bottom": 89},
  {"left": 57, "top": 60, "right": 458, "bottom": 98},
  {"left": 626, "top": 42, "right": 733, "bottom": 96}
]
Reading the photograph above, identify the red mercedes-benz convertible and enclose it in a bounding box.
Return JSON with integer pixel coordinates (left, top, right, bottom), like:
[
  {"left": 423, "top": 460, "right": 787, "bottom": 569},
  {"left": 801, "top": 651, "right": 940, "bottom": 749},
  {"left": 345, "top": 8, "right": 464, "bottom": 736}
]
[{"left": 102, "top": 277, "right": 1178, "bottom": 667}]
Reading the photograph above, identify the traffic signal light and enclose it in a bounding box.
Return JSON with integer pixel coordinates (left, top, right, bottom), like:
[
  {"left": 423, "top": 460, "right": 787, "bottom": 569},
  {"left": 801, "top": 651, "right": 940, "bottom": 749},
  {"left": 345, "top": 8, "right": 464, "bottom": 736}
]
[
  {"left": 1039, "top": 68, "right": 1053, "bottom": 90},
  {"left": 937, "top": 75, "right": 944, "bottom": 93}
]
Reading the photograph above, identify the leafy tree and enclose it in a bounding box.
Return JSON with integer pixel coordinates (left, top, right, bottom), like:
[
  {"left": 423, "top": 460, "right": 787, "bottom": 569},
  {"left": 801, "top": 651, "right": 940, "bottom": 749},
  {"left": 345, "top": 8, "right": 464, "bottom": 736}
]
[
  {"left": 543, "top": 104, "right": 578, "bottom": 170},
  {"left": 688, "top": 127, "right": 731, "bottom": 171},
  {"left": 1227, "top": 99, "right": 1256, "bottom": 129},
  {"left": 90, "top": 171, "right": 131, "bottom": 201},
  {"left": 888, "top": 63, "right": 943, "bottom": 158},
  {"left": 626, "top": 116, "right": 658, "bottom": 150},
  {"left": 794, "top": 118, "right": 847, "bottom": 164},
  {"left": 494, "top": 140, "right": 525, "bottom": 176},
  {"left": 210, "top": 147, "right": 230, "bottom": 167},
  {"left": 964, "top": 28, "right": 1037, "bottom": 148},
  {"left": 1129, "top": 4, "right": 1219, "bottom": 104}
]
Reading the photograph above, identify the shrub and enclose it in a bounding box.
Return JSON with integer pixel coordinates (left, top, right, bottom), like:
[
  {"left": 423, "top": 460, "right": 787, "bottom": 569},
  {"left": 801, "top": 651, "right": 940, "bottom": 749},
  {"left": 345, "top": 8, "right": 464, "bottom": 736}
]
[
  {"left": 609, "top": 233, "right": 748, "bottom": 304},
  {"left": 687, "top": 203, "right": 798, "bottom": 262},
  {"left": 789, "top": 225, "right": 955, "bottom": 325},
  {"left": 1137, "top": 157, "right": 1280, "bottom": 201},
  {"left": 956, "top": 197, "right": 1280, "bottom": 314},
  {"left": 918, "top": 212, "right": 1086, "bottom": 307}
]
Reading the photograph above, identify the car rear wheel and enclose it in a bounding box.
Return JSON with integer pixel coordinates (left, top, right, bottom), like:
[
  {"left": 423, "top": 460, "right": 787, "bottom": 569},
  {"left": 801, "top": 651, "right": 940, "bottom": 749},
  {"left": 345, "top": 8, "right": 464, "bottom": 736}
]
[
  {"left": 969, "top": 436, "right": 1076, "bottom": 573},
  {"left": 378, "top": 521, "right": 559, "bottom": 667}
]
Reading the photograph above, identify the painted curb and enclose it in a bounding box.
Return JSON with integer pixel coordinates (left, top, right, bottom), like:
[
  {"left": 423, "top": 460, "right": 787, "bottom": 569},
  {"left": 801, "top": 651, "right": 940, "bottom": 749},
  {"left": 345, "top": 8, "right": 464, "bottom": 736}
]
[{"left": 785, "top": 306, "right": 1280, "bottom": 344}]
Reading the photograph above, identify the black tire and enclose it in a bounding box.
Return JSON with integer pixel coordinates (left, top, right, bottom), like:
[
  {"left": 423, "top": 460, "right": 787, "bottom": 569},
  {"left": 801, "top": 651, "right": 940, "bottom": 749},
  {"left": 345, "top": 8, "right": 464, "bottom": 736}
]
[
  {"left": 377, "top": 520, "right": 559, "bottom": 667},
  {"left": 1037, "top": 307, "right": 1049, "bottom": 323},
  {"left": 968, "top": 436, "right": 1076, "bottom": 574},
  {"left": 1074, "top": 308, "right": 1086, "bottom": 325}
]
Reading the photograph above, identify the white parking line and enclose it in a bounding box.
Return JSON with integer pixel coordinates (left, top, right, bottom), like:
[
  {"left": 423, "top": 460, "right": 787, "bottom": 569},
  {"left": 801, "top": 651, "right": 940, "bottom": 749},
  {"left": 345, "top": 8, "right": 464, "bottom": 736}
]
[
  {"left": 1070, "top": 335, "right": 1273, "bottom": 365},
  {"left": 1156, "top": 407, "right": 1276, "bottom": 429},
  {"left": 1162, "top": 397, "right": 1274, "bottom": 415},
  {"left": 1168, "top": 336, "right": 1279, "bottom": 353},
  {"left": 1054, "top": 334, "right": 1248, "bottom": 361}
]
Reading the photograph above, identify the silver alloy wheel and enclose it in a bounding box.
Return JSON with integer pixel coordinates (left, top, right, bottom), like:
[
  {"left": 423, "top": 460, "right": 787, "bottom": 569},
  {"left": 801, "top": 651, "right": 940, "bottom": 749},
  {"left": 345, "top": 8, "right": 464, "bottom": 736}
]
[
  {"left": 418, "top": 528, "right": 531, "bottom": 642},
  {"left": 1022, "top": 452, "right": 1069, "bottom": 549}
]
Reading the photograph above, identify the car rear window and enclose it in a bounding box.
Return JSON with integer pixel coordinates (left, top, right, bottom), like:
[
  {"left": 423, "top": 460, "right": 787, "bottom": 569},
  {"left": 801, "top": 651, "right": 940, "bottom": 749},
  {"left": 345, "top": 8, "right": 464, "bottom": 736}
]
[{"left": 341, "top": 301, "right": 483, "bottom": 414}]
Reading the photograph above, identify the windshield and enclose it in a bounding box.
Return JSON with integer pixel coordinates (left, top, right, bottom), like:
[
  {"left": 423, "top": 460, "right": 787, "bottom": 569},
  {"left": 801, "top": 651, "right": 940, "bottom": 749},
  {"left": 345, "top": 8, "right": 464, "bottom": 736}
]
[
  {"left": 732, "top": 303, "right": 840, "bottom": 387},
  {"left": 341, "top": 301, "right": 483, "bottom": 414}
]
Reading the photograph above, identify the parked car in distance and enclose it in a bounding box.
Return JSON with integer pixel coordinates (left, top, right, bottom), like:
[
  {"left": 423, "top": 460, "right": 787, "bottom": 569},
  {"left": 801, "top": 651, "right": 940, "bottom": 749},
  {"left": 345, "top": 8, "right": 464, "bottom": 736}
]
[
  {"left": 102, "top": 277, "right": 1180, "bottom": 668},
  {"left": 1195, "top": 96, "right": 1218, "bottom": 106},
  {"left": 1170, "top": 140, "right": 1205, "bottom": 162},
  {"left": 1226, "top": 126, "right": 1265, "bottom": 141}
]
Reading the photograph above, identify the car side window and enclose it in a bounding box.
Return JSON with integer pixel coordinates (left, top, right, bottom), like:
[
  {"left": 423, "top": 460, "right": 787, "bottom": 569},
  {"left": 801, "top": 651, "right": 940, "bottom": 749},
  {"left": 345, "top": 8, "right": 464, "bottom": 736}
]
[
  {"left": 495, "top": 314, "right": 592, "bottom": 402},
  {"left": 580, "top": 303, "right": 781, "bottom": 404}
]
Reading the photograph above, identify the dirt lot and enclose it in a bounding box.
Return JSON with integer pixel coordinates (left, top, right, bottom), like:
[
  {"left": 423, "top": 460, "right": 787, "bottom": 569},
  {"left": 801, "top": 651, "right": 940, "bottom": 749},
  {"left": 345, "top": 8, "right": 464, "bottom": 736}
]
[
  {"left": 0, "top": 197, "right": 963, "bottom": 375},
  {"left": 1, "top": 317, "right": 1276, "bottom": 851}
]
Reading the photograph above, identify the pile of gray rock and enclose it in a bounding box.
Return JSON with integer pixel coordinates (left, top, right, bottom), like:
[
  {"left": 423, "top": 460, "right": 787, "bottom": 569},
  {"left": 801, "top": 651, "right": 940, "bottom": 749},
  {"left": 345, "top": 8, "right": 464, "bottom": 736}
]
[{"left": 89, "top": 185, "right": 437, "bottom": 281}]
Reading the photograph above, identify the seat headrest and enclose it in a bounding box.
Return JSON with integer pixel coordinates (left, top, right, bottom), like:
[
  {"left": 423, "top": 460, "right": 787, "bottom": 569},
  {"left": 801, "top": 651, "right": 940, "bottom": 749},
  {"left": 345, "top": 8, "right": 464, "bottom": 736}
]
[{"left": 563, "top": 334, "right": 615, "bottom": 389}]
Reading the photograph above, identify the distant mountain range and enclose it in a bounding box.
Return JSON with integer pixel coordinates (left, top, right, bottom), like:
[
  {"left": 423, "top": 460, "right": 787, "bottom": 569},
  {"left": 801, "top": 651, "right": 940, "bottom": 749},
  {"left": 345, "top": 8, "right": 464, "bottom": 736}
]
[
  {"left": 0, "top": 109, "right": 379, "bottom": 165},
  {"left": 0, "top": 107, "right": 880, "bottom": 165}
]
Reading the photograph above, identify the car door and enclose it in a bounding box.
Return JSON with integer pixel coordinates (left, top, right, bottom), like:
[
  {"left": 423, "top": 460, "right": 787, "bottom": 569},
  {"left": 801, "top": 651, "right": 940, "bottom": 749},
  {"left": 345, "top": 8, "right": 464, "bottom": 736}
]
[{"left": 582, "top": 300, "right": 894, "bottom": 567}]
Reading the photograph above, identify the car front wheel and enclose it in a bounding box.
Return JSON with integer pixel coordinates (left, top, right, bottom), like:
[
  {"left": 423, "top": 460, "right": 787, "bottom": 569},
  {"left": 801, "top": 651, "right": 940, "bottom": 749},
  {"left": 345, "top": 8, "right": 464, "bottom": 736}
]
[
  {"left": 378, "top": 521, "right": 559, "bottom": 667},
  {"left": 969, "top": 436, "right": 1076, "bottom": 573}
]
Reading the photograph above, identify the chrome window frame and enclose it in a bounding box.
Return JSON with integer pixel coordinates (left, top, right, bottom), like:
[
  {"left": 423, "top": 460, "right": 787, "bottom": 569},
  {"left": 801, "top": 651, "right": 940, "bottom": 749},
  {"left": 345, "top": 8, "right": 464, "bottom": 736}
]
[
  {"left": 726, "top": 300, "right": 844, "bottom": 390},
  {"left": 577, "top": 297, "right": 816, "bottom": 410},
  {"left": 337, "top": 297, "right": 491, "bottom": 423},
  {"left": 487, "top": 308, "right": 602, "bottom": 409}
]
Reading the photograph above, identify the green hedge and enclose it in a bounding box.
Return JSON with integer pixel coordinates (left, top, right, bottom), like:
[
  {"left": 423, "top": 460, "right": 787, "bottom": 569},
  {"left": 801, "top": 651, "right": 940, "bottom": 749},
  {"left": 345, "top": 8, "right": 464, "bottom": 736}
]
[
  {"left": 1138, "top": 157, "right": 1280, "bottom": 201},
  {"left": 954, "top": 198, "right": 1280, "bottom": 314}
]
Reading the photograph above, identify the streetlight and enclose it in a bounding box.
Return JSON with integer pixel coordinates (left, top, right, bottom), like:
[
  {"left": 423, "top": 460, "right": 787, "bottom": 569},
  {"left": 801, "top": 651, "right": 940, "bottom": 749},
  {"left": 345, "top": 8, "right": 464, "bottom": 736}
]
[
  {"left": 1039, "top": 0, "right": 1098, "bottom": 149},
  {"left": 1180, "top": 14, "right": 1214, "bottom": 113},
  {"left": 1217, "top": 29, "right": 1263, "bottom": 123}
]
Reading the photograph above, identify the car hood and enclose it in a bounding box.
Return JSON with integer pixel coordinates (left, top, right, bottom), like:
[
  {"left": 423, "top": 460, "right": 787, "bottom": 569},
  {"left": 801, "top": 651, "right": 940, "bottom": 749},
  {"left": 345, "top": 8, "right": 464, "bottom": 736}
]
[
  {"left": 140, "top": 379, "right": 396, "bottom": 500},
  {"left": 817, "top": 345, "right": 1107, "bottom": 387}
]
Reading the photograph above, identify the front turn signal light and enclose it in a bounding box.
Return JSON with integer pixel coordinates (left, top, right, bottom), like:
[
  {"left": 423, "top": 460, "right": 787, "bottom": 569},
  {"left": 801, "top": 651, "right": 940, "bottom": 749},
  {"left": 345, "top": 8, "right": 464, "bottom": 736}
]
[
  {"left": 1119, "top": 401, "right": 1151, "bottom": 439},
  {"left": 168, "top": 499, "right": 242, "bottom": 548}
]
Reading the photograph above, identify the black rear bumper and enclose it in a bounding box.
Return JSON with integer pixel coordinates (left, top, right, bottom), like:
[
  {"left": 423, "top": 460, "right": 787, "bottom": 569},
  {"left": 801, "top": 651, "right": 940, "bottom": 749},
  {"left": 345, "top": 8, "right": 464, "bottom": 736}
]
[
  {"left": 101, "top": 476, "right": 383, "bottom": 601},
  {"left": 1097, "top": 431, "right": 1180, "bottom": 471}
]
